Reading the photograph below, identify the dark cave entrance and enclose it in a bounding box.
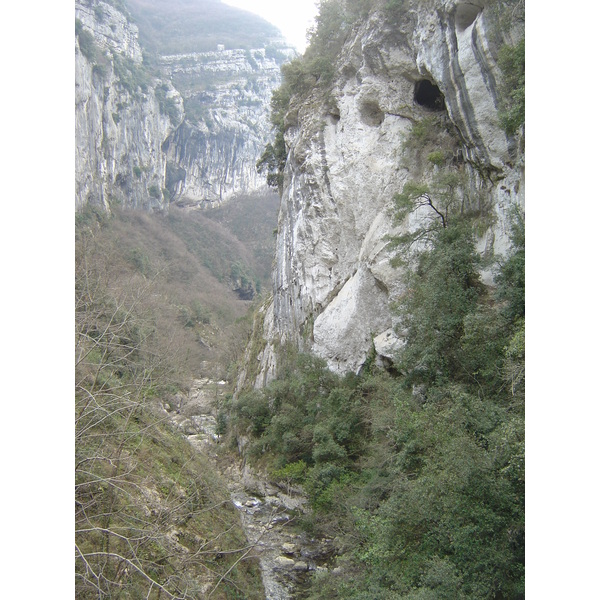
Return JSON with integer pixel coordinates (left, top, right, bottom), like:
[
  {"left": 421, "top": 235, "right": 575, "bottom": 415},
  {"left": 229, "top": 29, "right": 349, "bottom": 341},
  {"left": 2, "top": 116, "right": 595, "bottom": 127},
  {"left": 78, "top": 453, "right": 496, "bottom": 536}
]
[
  {"left": 455, "top": 3, "right": 482, "bottom": 31},
  {"left": 414, "top": 80, "right": 445, "bottom": 111}
]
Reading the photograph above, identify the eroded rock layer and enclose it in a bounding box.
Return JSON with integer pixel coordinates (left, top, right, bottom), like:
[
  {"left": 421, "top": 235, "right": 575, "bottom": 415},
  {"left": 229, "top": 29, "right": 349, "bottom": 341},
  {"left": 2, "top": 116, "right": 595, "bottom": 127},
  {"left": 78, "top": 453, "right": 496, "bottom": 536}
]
[
  {"left": 75, "top": 0, "right": 179, "bottom": 211},
  {"left": 75, "top": 0, "right": 294, "bottom": 212},
  {"left": 254, "top": 0, "right": 524, "bottom": 381}
]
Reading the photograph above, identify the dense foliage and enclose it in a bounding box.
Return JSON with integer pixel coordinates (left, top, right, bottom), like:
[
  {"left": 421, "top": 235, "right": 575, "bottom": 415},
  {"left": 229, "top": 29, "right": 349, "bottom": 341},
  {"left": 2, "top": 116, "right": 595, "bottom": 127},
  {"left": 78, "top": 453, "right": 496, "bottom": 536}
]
[
  {"left": 76, "top": 19, "right": 99, "bottom": 62},
  {"left": 229, "top": 205, "right": 525, "bottom": 597}
]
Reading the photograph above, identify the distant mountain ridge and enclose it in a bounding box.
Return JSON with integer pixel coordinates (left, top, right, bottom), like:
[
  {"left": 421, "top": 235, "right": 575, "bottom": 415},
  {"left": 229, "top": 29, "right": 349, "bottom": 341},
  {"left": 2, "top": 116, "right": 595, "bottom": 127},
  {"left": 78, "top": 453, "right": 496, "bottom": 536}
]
[
  {"left": 75, "top": 0, "right": 294, "bottom": 211},
  {"left": 126, "top": 0, "right": 284, "bottom": 55}
]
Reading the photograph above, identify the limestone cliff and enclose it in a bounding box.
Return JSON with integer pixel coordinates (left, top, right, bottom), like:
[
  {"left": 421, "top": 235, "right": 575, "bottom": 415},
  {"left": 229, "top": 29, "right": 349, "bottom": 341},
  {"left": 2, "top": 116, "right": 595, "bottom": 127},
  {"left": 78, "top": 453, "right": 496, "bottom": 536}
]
[
  {"left": 75, "top": 0, "right": 181, "bottom": 211},
  {"left": 75, "top": 0, "right": 294, "bottom": 212},
  {"left": 251, "top": 0, "right": 525, "bottom": 385},
  {"left": 161, "top": 46, "right": 294, "bottom": 208}
]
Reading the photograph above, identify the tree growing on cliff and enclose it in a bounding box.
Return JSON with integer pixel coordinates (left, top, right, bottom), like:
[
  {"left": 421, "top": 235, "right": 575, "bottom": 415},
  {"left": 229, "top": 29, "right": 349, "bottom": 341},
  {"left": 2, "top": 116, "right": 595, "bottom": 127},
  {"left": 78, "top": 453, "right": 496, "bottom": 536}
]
[
  {"left": 387, "top": 171, "right": 470, "bottom": 265},
  {"left": 256, "top": 134, "right": 287, "bottom": 192},
  {"left": 395, "top": 222, "right": 485, "bottom": 388},
  {"left": 498, "top": 38, "right": 525, "bottom": 136}
]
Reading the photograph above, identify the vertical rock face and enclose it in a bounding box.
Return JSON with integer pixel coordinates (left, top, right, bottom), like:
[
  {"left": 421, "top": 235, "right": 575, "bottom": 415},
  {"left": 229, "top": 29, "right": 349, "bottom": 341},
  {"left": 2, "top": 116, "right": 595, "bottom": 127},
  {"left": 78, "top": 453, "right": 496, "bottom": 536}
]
[
  {"left": 255, "top": 0, "right": 524, "bottom": 382},
  {"left": 75, "top": 0, "right": 180, "bottom": 211},
  {"left": 75, "top": 0, "right": 294, "bottom": 212},
  {"left": 160, "top": 46, "right": 295, "bottom": 208}
]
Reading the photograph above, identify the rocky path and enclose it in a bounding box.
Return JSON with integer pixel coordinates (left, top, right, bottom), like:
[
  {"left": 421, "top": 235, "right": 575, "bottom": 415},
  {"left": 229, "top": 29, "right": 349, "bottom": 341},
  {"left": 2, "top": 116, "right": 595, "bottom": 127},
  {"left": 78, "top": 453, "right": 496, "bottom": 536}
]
[{"left": 163, "top": 378, "right": 333, "bottom": 599}]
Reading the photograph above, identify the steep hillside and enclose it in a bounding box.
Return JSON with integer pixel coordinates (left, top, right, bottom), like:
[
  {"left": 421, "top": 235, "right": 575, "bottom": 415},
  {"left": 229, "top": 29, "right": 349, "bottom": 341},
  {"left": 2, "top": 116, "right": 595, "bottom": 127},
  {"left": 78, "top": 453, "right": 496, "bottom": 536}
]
[
  {"left": 125, "top": 0, "right": 283, "bottom": 54},
  {"left": 75, "top": 208, "right": 266, "bottom": 597},
  {"left": 75, "top": 190, "right": 279, "bottom": 383},
  {"left": 75, "top": 191, "right": 281, "bottom": 597}
]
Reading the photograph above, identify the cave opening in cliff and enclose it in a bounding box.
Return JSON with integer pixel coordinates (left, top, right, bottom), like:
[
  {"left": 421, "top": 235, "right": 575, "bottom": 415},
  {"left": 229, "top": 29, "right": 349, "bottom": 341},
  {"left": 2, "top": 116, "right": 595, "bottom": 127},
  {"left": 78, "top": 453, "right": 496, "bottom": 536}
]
[
  {"left": 414, "top": 80, "right": 445, "bottom": 111},
  {"left": 455, "top": 2, "right": 482, "bottom": 31},
  {"left": 359, "top": 99, "right": 385, "bottom": 126}
]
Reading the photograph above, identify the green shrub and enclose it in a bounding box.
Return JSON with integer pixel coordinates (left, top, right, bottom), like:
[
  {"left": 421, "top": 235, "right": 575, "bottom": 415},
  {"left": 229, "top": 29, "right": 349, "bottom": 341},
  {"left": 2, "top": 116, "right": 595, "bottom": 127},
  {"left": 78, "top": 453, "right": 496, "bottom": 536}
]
[
  {"left": 272, "top": 460, "right": 308, "bottom": 484},
  {"left": 232, "top": 390, "right": 272, "bottom": 437},
  {"left": 128, "top": 247, "right": 151, "bottom": 275},
  {"left": 495, "top": 207, "right": 525, "bottom": 320},
  {"left": 148, "top": 184, "right": 161, "bottom": 199},
  {"left": 77, "top": 26, "right": 98, "bottom": 62},
  {"left": 191, "top": 299, "right": 211, "bottom": 324},
  {"left": 92, "top": 63, "right": 108, "bottom": 78},
  {"left": 427, "top": 150, "right": 446, "bottom": 166},
  {"left": 155, "top": 84, "right": 180, "bottom": 126},
  {"left": 216, "top": 411, "right": 228, "bottom": 436},
  {"left": 498, "top": 39, "right": 525, "bottom": 135},
  {"left": 396, "top": 223, "right": 484, "bottom": 388},
  {"left": 112, "top": 53, "right": 151, "bottom": 94},
  {"left": 403, "top": 116, "right": 442, "bottom": 150},
  {"left": 178, "top": 300, "right": 211, "bottom": 329}
]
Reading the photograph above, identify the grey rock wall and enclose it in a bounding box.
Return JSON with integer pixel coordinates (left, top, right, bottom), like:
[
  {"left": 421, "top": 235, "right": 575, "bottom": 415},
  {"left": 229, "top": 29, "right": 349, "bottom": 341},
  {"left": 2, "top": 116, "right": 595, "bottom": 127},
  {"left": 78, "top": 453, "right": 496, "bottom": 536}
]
[
  {"left": 253, "top": 0, "right": 524, "bottom": 382},
  {"left": 75, "top": 0, "right": 180, "bottom": 211}
]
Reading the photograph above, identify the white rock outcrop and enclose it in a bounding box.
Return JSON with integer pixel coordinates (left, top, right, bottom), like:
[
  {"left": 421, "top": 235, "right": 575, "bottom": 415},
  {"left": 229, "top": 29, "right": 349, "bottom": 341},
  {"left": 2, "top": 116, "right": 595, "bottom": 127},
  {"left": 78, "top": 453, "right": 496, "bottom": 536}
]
[
  {"left": 253, "top": 0, "right": 524, "bottom": 382},
  {"left": 161, "top": 47, "right": 295, "bottom": 208}
]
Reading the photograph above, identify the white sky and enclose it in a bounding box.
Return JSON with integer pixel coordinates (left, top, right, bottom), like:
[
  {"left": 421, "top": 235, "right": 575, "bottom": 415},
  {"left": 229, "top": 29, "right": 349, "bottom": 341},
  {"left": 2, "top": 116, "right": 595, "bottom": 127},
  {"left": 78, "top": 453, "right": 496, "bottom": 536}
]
[{"left": 222, "top": 0, "right": 318, "bottom": 52}]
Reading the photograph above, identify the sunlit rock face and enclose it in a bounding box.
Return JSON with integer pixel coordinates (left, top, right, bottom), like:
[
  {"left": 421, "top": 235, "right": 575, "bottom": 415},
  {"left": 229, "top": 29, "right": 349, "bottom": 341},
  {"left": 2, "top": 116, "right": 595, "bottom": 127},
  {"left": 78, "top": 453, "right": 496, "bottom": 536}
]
[
  {"left": 255, "top": 0, "right": 524, "bottom": 382},
  {"left": 75, "top": 0, "right": 180, "bottom": 211}
]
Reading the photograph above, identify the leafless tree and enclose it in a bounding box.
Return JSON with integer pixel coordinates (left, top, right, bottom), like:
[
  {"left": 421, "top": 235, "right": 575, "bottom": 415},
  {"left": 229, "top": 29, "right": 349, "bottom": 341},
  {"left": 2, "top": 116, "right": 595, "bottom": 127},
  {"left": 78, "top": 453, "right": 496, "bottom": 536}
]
[{"left": 75, "top": 227, "right": 263, "bottom": 599}]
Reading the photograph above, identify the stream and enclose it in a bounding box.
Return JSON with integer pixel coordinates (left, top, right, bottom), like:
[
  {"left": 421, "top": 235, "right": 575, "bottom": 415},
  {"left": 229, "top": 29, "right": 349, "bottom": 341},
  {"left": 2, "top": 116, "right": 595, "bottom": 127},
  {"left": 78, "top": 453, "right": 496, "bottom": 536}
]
[{"left": 163, "top": 378, "right": 334, "bottom": 599}]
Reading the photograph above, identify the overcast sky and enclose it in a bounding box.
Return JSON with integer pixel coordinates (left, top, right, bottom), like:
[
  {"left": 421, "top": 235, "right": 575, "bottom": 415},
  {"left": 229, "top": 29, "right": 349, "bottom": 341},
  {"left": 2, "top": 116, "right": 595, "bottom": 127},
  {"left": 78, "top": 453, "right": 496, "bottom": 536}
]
[{"left": 222, "top": 0, "right": 318, "bottom": 52}]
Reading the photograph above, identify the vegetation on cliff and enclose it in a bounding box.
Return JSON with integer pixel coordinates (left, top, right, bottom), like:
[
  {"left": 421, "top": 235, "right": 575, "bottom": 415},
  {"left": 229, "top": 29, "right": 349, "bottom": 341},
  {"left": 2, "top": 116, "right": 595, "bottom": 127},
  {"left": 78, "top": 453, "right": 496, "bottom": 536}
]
[
  {"left": 249, "top": 0, "right": 526, "bottom": 585},
  {"left": 228, "top": 206, "right": 525, "bottom": 597},
  {"left": 258, "top": 0, "right": 524, "bottom": 192},
  {"left": 497, "top": 38, "right": 525, "bottom": 136}
]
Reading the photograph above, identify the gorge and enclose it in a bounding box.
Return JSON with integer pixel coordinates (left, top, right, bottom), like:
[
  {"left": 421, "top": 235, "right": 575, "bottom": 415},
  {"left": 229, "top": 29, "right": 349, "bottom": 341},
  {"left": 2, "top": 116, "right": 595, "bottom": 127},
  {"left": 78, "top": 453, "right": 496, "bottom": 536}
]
[
  {"left": 75, "top": 0, "right": 294, "bottom": 211},
  {"left": 75, "top": 1, "right": 525, "bottom": 598}
]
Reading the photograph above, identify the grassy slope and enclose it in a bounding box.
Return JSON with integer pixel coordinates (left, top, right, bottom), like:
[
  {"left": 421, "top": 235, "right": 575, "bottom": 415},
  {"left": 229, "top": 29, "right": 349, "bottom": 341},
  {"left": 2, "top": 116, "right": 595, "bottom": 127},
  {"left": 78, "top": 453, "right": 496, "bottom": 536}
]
[{"left": 79, "top": 192, "right": 279, "bottom": 382}]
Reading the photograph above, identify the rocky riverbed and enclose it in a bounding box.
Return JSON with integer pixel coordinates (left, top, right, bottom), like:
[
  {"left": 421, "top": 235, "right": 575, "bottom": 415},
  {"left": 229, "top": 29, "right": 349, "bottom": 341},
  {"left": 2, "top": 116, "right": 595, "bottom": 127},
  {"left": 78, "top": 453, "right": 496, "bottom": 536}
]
[{"left": 163, "top": 378, "right": 334, "bottom": 599}]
